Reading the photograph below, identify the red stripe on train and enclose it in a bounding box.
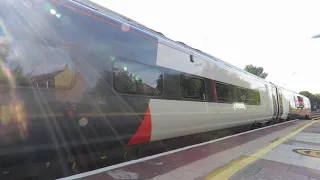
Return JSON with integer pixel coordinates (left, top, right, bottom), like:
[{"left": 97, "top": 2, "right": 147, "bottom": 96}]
[{"left": 127, "top": 108, "right": 152, "bottom": 145}]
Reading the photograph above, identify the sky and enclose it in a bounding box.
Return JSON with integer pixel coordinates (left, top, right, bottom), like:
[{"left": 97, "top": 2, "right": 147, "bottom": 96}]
[{"left": 92, "top": 0, "right": 320, "bottom": 93}]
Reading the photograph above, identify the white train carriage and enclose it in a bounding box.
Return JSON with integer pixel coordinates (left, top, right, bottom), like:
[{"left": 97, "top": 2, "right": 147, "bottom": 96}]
[{"left": 150, "top": 41, "right": 274, "bottom": 141}]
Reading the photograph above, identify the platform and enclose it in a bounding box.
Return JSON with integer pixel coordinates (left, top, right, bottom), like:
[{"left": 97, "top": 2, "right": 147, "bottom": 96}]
[{"left": 59, "top": 119, "right": 320, "bottom": 180}]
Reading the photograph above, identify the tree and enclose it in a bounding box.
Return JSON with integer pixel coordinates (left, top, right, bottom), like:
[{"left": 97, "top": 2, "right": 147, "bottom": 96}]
[
  {"left": 0, "top": 38, "right": 10, "bottom": 63},
  {"left": 299, "top": 91, "right": 315, "bottom": 103},
  {"left": 244, "top": 64, "right": 268, "bottom": 79},
  {"left": 155, "top": 74, "right": 163, "bottom": 96},
  {"left": 299, "top": 91, "right": 320, "bottom": 109},
  {"left": 314, "top": 94, "right": 320, "bottom": 101},
  {"left": 314, "top": 94, "right": 320, "bottom": 106}
]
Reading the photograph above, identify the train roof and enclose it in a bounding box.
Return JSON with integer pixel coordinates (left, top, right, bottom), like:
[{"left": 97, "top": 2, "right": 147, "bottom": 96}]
[
  {"left": 270, "top": 82, "right": 300, "bottom": 95},
  {"left": 72, "top": 0, "right": 165, "bottom": 37},
  {"left": 71, "top": 0, "right": 297, "bottom": 89},
  {"left": 71, "top": 0, "right": 270, "bottom": 82}
]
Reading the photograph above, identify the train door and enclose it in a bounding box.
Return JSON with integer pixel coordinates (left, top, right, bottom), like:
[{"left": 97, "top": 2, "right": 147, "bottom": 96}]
[
  {"left": 303, "top": 97, "right": 312, "bottom": 119},
  {"left": 280, "top": 90, "right": 290, "bottom": 120},
  {"left": 288, "top": 95, "right": 296, "bottom": 120},
  {"left": 277, "top": 88, "right": 284, "bottom": 119},
  {"left": 271, "top": 85, "right": 279, "bottom": 120}
]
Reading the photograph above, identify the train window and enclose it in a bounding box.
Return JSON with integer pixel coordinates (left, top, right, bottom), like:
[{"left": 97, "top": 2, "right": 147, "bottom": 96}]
[
  {"left": 113, "top": 60, "right": 163, "bottom": 96},
  {"left": 215, "top": 82, "right": 232, "bottom": 103},
  {"left": 236, "top": 87, "right": 247, "bottom": 103},
  {"left": 297, "top": 96, "right": 304, "bottom": 107},
  {"left": 180, "top": 74, "right": 206, "bottom": 100},
  {"left": 247, "top": 89, "right": 261, "bottom": 105},
  {"left": 0, "top": 39, "right": 75, "bottom": 89},
  {"left": 0, "top": 11, "right": 76, "bottom": 89},
  {"left": 236, "top": 87, "right": 260, "bottom": 105}
]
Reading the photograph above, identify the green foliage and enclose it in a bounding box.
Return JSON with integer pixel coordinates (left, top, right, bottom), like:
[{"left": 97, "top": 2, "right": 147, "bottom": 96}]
[
  {"left": 156, "top": 74, "right": 163, "bottom": 91},
  {"left": 0, "top": 37, "right": 31, "bottom": 85},
  {"left": 0, "top": 38, "right": 10, "bottom": 62},
  {"left": 0, "top": 63, "right": 30, "bottom": 85},
  {"left": 299, "top": 91, "right": 314, "bottom": 100},
  {"left": 299, "top": 91, "right": 320, "bottom": 106},
  {"left": 244, "top": 64, "right": 268, "bottom": 79}
]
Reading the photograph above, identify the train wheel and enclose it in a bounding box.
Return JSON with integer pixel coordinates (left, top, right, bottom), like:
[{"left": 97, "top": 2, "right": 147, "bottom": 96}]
[
  {"left": 267, "top": 119, "right": 275, "bottom": 125},
  {"left": 305, "top": 114, "right": 311, "bottom": 120},
  {"left": 272, "top": 119, "right": 278, "bottom": 124},
  {"left": 251, "top": 122, "right": 258, "bottom": 130}
]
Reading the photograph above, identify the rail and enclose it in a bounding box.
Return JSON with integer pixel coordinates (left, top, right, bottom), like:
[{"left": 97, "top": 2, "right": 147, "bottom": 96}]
[{"left": 312, "top": 112, "right": 320, "bottom": 119}]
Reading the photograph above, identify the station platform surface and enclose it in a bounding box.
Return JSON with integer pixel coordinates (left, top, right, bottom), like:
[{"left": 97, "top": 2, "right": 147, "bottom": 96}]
[{"left": 60, "top": 119, "right": 320, "bottom": 180}]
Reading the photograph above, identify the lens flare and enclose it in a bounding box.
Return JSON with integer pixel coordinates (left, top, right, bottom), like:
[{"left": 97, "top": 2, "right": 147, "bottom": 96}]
[
  {"left": 50, "top": 9, "right": 56, "bottom": 15},
  {"left": 79, "top": 117, "right": 88, "bottom": 127},
  {"left": 135, "top": 75, "right": 140, "bottom": 81},
  {"left": 121, "top": 23, "right": 130, "bottom": 32},
  {"left": 0, "top": 20, "right": 28, "bottom": 141},
  {"left": 110, "top": 56, "right": 115, "bottom": 61}
]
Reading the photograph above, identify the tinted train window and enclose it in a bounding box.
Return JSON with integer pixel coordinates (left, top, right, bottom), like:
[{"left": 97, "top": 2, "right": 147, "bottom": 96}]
[
  {"left": 297, "top": 96, "right": 304, "bottom": 107},
  {"left": 216, "top": 82, "right": 232, "bottom": 103},
  {"left": 236, "top": 87, "right": 247, "bottom": 103},
  {"left": 1, "top": 0, "right": 158, "bottom": 88},
  {"left": 0, "top": 12, "right": 75, "bottom": 89},
  {"left": 0, "top": 40, "right": 75, "bottom": 89},
  {"left": 247, "top": 89, "right": 261, "bottom": 105},
  {"left": 113, "top": 60, "right": 163, "bottom": 96},
  {"left": 236, "top": 87, "right": 260, "bottom": 105},
  {"left": 4, "top": 0, "right": 158, "bottom": 67},
  {"left": 180, "top": 74, "right": 206, "bottom": 100}
]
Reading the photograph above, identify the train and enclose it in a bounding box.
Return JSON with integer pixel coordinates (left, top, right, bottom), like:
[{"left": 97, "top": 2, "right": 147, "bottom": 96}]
[{"left": 0, "top": 0, "right": 312, "bottom": 166}]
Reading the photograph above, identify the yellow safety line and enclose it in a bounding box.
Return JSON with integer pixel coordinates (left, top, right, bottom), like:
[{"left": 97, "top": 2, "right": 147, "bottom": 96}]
[{"left": 205, "top": 120, "right": 318, "bottom": 180}]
